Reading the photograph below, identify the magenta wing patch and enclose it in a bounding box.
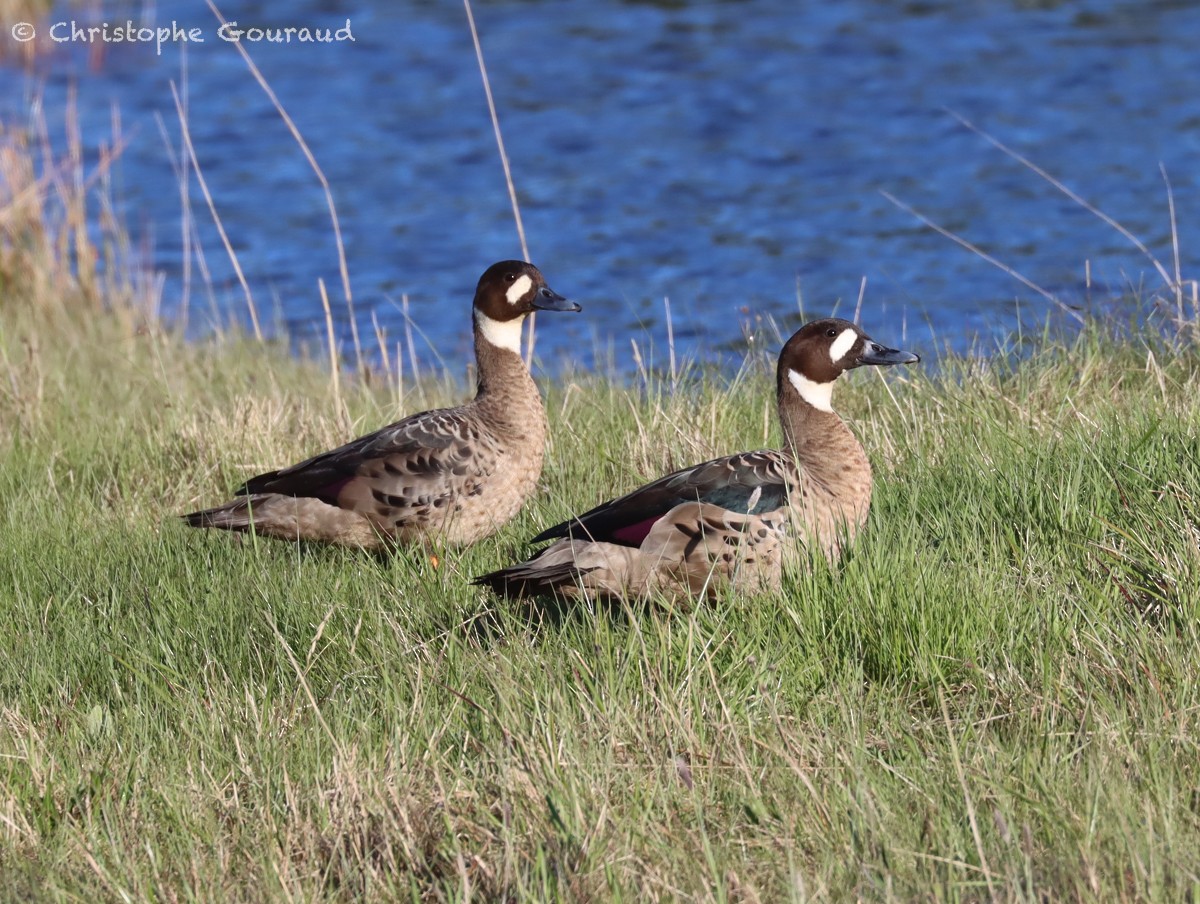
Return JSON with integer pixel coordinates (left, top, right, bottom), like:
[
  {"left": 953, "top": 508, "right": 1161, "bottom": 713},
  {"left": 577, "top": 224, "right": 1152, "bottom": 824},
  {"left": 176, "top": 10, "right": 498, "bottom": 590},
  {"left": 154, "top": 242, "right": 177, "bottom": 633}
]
[
  {"left": 315, "top": 477, "right": 353, "bottom": 505},
  {"left": 610, "top": 514, "right": 664, "bottom": 547}
]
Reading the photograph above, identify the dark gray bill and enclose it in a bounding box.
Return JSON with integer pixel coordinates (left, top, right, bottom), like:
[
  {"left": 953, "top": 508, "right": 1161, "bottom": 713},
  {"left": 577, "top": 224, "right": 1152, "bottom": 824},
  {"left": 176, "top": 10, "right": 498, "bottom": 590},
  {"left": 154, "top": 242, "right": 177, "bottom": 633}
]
[
  {"left": 859, "top": 341, "right": 920, "bottom": 366},
  {"left": 531, "top": 286, "right": 581, "bottom": 312}
]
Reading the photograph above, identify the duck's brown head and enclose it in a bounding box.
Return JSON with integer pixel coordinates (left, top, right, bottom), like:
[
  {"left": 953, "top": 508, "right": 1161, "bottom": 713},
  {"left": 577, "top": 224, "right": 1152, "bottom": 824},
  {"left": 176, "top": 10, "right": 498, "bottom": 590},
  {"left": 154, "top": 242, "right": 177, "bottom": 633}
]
[
  {"left": 777, "top": 318, "right": 919, "bottom": 412},
  {"left": 473, "top": 260, "right": 580, "bottom": 354}
]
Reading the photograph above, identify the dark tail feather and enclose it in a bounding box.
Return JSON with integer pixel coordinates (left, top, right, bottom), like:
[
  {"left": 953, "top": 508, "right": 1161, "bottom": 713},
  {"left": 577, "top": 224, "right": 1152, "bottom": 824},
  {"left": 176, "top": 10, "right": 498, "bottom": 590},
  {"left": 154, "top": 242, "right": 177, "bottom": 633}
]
[
  {"left": 472, "top": 564, "right": 540, "bottom": 597},
  {"left": 473, "top": 555, "right": 592, "bottom": 598},
  {"left": 181, "top": 496, "right": 258, "bottom": 531}
]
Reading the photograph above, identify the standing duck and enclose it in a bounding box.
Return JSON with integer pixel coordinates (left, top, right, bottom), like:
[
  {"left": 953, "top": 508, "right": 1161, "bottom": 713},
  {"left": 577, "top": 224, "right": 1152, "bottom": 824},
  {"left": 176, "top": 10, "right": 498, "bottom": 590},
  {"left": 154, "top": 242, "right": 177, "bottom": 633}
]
[
  {"left": 183, "top": 260, "right": 580, "bottom": 549},
  {"left": 475, "top": 318, "right": 918, "bottom": 600}
]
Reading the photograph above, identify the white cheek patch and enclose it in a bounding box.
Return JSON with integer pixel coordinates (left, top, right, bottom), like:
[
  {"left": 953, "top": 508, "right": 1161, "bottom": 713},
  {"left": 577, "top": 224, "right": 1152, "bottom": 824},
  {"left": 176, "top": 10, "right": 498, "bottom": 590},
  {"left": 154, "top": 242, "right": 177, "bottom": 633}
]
[
  {"left": 505, "top": 274, "right": 533, "bottom": 304},
  {"left": 476, "top": 311, "right": 525, "bottom": 353},
  {"left": 787, "top": 368, "right": 834, "bottom": 412},
  {"left": 829, "top": 328, "right": 858, "bottom": 364}
]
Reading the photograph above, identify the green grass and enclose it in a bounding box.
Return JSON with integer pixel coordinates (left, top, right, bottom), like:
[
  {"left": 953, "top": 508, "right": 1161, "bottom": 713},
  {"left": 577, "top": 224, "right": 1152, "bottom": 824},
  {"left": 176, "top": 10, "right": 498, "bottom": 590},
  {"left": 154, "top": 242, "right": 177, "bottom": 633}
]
[
  {"left": 4, "top": 137, "right": 1200, "bottom": 901},
  {"left": 4, "top": 303, "right": 1200, "bottom": 902}
]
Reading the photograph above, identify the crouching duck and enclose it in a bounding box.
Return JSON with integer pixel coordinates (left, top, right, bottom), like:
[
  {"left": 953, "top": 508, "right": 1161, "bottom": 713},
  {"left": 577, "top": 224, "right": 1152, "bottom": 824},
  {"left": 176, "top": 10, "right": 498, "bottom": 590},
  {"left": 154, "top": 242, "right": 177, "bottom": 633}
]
[
  {"left": 475, "top": 318, "right": 918, "bottom": 601},
  {"left": 183, "top": 260, "right": 580, "bottom": 549}
]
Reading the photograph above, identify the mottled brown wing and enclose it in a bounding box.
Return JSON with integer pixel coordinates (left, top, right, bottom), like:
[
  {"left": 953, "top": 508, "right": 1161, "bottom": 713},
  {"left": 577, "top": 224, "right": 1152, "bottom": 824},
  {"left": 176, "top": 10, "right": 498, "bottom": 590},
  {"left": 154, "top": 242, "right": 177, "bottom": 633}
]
[
  {"left": 643, "top": 502, "right": 790, "bottom": 597},
  {"left": 532, "top": 450, "right": 793, "bottom": 547},
  {"left": 234, "top": 406, "right": 494, "bottom": 511}
]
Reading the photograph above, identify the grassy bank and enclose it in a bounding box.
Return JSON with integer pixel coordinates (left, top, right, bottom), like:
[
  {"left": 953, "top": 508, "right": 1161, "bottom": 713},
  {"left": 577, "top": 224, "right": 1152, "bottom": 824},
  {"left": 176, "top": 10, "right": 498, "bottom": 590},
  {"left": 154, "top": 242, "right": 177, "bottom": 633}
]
[{"left": 3, "top": 139, "right": 1200, "bottom": 902}]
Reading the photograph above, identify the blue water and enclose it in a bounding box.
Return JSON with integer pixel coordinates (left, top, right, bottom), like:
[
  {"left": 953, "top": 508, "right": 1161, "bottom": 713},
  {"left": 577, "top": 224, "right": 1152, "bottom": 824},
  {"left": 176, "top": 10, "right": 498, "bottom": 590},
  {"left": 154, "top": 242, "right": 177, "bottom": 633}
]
[{"left": 3, "top": 0, "right": 1198, "bottom": 372}]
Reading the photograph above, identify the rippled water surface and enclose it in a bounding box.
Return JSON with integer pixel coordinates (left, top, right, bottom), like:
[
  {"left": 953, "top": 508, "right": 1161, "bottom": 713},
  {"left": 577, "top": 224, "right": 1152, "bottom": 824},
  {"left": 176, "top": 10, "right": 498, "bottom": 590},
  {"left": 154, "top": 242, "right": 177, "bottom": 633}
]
[{"left": 3, "top": 0, "right": 1198, "bottom": 371}]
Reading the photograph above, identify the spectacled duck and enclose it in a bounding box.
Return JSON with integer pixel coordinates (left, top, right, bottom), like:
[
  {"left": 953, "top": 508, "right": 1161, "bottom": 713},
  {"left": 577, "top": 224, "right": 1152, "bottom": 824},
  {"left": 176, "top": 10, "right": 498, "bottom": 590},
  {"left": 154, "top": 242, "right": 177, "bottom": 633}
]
[
  {"left": 475, "top": 318, "right": 918, "bottom": 600},
  {"left": 183, "top": 261, "right": 580, "bottom": 548}
]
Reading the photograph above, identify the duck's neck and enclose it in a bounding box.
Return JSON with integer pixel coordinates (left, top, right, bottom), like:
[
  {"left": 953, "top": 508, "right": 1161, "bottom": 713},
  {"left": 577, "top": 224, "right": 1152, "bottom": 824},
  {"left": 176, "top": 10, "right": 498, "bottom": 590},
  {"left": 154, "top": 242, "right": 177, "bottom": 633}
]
[
  {"left": 472, "top": 313, "right": 541, "bottom": 421},
  {"left": 778, "top": 384, "right": 871, "bottom": 499}
]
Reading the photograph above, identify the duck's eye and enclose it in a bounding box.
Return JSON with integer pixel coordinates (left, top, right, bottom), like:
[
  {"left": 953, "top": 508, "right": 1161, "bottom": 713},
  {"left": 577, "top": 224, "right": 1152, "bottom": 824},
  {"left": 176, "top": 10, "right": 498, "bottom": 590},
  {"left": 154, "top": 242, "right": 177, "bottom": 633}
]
[
  {"left": 505, "top": 273, "right": 517, "bottom": 282},
  {"left": 826, "top": 328, "right": 838, "bottom": 338}
]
